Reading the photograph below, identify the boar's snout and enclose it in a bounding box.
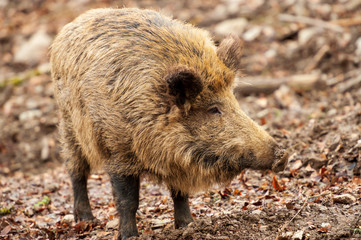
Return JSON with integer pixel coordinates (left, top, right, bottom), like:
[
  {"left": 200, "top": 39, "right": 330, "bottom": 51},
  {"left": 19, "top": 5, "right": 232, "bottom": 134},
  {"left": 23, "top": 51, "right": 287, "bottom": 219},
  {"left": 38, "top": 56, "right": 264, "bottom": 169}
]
[{"left": 271, "top": 147, "right": 288, "bottom": 173}]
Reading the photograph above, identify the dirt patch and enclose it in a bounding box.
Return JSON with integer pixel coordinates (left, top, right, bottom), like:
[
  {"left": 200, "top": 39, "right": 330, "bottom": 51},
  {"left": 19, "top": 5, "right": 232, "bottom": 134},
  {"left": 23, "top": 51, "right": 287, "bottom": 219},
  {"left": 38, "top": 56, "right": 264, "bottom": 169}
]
[{"left": 1, "top": 168, "right": 360, "bottom": 239}]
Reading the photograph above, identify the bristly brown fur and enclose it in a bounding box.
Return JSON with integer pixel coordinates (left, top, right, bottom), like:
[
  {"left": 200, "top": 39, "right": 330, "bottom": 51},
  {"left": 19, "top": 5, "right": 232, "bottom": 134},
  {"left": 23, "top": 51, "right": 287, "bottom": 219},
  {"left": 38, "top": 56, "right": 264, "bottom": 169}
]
[{"left": 50, "top": 8, "right": 286, "bottom": 195}]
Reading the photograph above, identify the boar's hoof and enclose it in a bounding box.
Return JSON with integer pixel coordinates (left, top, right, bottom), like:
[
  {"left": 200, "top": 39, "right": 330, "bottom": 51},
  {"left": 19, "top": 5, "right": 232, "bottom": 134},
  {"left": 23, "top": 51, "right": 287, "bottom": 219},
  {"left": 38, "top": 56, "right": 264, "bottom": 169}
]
[
  {"left": 271, "top": 149, "right": 288, "bottom": 173},
  {"left": 117, "top": 232, "right": 138, "bottom": 240},
  {"left": 74, "top": 213, "right": 100, "bottom": 226},
  {"left": 74, "top": 210, "right": 95, "bottom": 223},
  {"left": 175, "top": 218, "right": 194, "bottom": 229}
]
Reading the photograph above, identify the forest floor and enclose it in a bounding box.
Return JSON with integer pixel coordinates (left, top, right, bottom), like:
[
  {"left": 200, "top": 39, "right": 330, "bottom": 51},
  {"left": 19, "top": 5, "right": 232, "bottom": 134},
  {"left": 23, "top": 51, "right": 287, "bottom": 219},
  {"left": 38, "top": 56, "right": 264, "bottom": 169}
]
[{"left": 1, "top": 0, "right": 361, "bottom": 239}]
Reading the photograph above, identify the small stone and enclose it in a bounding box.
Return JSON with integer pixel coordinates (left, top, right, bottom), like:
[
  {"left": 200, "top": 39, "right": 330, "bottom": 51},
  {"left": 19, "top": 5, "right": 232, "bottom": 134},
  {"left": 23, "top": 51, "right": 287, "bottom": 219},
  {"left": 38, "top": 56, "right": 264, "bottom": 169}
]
[
  {"left": 269, "top": 216, "right": 277, "bottom": 221},
  {"left": 215, "top": 236, "right": 229, "bottom": 240},
  {"left": 151, "top": 219, "right": 171, "bottom": 229},
  {"left": 264, "top": 49, "right": 277, "bottom": 59},
  {"left": 298, "top": 27, "right": 321, "bottom": 45},
  {"left": 34, "top": 85, "right": 44, "bottom": 94},
  {"left": 262, "top": 26, "right": 275, "bottom": 40},
  {"left": 333, "top": 194, "right": 356, "bottom": 204},
  {"left": 251, "top": 209, "right": 263, "bottom": 216},
  {"left": 14, "top": 29, "right": 52, "bottom": 65},
  {"left": 0, "top": 0, "right": 9, "bottom": 8},
  {"left": 315, "top": 4, "right": 331, "bottom": 17},
  {"left": 106, "top": 219, "right": 118, "bottom": 229},
  {"left": 338, "top": 32, "right": 352, "bottom": 48},
  {"left": 19, "top": 109, "right": 42, "bottom": 121},
  {"left": 26, "top": 98, "right": 39, "bottom": 109},
  {"left": 285, "top": 41, "right": 299, "bottom": 58},
  {"left": 259, "top": 225, "right": 267, "bottom": 231},
  {"left": 61, "top": 214, "right": 74, "bottom": 224},
  {"left": 211, "top": 5, "right": 228, "bottom": 21},
  {"left": 355, "top": 139, "right": 361, "bottom": 148},
  {"left": 292, "top": 230, "right": 304, "bottom": 240},
  {"left": 37, "top": 62, "right": 51, "bottom": 74},
  {"left": 243, "top": 26, "right": 262, "bottom": 42},
  {"left": 356, "top": 37, "right": 361, "bottom": 55},
  {"left": 327, "top": 108, "right": 337, "bottom": 116},
  {"left": 249, "top": 209, "right": 263, "bottom": 222},
  {"left": 41, "top": 137, "right": 50, "bottom": 160},
  {"left": 214, "top": 18, "right": 248, "bottom": 36},
  {"left": 321, "top": 222, "right": 331, "bottom": 228}
]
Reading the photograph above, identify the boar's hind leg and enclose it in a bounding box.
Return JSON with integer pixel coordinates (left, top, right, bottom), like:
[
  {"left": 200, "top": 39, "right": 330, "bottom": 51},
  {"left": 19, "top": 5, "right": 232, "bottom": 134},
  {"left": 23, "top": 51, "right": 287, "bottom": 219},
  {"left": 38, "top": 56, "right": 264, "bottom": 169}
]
[
  {"left": 171, "top": 189, "right": 194, "bottom": 228},
  {"left": 108, "top": 173, "right": 140, "bottom": 240}
]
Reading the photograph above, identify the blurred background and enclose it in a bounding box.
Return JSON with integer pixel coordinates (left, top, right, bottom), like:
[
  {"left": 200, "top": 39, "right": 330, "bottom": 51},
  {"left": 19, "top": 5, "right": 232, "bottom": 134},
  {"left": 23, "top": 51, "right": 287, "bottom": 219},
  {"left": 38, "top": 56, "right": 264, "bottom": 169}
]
[
  {"left": 0, "top": 0, "right": 360, "bottom": 177},
  {"left": 1, "top": 1, "right": 361, "bottom": 239}
]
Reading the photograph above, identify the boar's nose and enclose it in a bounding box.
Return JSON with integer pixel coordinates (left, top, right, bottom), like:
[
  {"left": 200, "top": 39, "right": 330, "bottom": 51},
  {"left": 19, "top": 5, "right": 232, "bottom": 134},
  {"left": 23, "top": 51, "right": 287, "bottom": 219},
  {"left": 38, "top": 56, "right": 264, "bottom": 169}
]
[{"left": 271, "top": 147, "right": 288, "bottom": 173}]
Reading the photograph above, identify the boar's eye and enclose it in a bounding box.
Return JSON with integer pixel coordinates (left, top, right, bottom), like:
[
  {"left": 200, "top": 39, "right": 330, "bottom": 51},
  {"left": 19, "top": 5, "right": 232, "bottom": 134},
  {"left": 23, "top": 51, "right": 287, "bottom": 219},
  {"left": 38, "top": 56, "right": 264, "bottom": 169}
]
[{"left": 208, "top": 107, "right": 222, "bottom": 115}]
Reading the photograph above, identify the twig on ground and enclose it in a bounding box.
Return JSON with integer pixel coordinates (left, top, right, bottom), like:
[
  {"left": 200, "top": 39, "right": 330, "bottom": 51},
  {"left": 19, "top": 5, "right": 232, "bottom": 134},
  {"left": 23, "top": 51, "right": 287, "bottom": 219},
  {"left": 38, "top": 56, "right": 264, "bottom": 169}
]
[
  {"left": 332, "top": 16, "right": 361, "bottom": 27},
  {"left": 337, "top": 75, "right": 361, "bottom": 93},
  {"left": 234, "top": 73, "right": 325, "bottom": 96},
  {"left": 0, "top": 86, "right": 13, "bottom": 107},
  {"left": 305, "top": 45, "right": 330, "bottom": 72},
  {"left": 279, "top": 14, "right": 344, "bottom": 32},
  {"left": 327, "top": 69, "right": 361, "bottom": 87},
  {"left": 345, "top": 0, "right": 361, "bottom": 11},
  {"left": 308, "top": 191, "right": 332, "bottom": 200},
  {"left": 275, "top": 191, "right": 332, "bottom": 240},
  {"left": 353, "top": 213, "right": 361, "bottom": 230},
  {"left": 275, "top": 195, "right": 310, "bottom": 240}
]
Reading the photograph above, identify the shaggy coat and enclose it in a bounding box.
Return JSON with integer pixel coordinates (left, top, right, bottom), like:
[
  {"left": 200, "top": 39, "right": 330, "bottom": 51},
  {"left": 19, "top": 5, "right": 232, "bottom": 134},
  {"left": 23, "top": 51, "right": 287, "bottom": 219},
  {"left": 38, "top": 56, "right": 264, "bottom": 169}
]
[{"left": 50, "top": 8, "right": 286, "bottom": 194}]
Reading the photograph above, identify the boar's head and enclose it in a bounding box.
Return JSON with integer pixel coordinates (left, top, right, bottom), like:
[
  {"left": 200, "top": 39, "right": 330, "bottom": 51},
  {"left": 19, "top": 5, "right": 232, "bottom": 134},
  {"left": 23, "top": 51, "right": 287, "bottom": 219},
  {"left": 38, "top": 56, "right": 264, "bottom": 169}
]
[{"left": 156, "top": 35, "right": 288, "bottom": 192}]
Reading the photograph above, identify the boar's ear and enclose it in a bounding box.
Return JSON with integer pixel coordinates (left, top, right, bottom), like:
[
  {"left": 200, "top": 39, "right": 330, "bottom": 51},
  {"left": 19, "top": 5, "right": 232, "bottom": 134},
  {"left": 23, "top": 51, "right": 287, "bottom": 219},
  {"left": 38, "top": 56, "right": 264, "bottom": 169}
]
[
  {"left": 166, "top": 66, "right": 203, "bottom": 110},
  {"left": 217, "top": 34, "right": 243, "bottom": 71}
]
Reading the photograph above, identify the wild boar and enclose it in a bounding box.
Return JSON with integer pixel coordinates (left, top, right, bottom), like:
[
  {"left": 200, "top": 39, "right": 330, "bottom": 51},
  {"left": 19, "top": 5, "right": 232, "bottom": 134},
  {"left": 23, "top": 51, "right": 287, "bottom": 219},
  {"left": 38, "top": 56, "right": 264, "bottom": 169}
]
[{"left": 50, "top": 8, "right": 288, "bottom": 240}]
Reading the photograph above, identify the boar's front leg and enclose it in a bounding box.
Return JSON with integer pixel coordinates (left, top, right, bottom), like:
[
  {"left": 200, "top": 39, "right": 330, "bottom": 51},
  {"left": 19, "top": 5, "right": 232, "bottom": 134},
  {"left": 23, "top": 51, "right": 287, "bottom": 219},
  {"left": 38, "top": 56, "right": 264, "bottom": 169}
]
[
  {"left": 69, "top": 163, "right": 95, "bottom": 222},
  {"left": 171, "top": 189, "right": 194, "bottom": 228},
  {"left": 108, "top": 173, "right": 140, "bottom": 240},
  {"left": 62, "top": 118, "right": 95, "bottom": 222}
]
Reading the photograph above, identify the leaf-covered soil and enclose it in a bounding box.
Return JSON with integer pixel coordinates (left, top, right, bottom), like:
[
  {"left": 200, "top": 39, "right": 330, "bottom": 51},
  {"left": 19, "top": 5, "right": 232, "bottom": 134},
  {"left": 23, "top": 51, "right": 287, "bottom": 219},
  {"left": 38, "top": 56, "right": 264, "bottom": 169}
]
[{"left": 1, "top": 0, "right": 361, "bottom": 239}]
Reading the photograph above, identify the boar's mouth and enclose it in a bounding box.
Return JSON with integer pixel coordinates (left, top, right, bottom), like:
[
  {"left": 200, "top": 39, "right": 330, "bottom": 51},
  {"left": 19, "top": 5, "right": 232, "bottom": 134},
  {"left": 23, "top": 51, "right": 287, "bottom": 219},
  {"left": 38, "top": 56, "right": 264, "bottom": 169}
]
[
  {"left": 271, "top": 148, "right": 288, "bottom": 173},
  {"left": 191, "top": 144, "right": 288, "bottom": 177},
  {"left": 192, "top": 147, "right": 255, "bottom": 172}
]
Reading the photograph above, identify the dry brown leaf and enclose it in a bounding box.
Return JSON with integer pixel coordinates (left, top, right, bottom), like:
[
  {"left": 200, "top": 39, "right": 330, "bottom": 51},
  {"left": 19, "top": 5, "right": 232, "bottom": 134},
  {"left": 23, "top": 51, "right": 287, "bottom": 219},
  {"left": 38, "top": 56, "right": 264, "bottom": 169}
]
[
  {"left": 0, "top": 225, "right": 11, "bottom": 236},
  {"left": 318, "top": 227, "right": 329, "bottom": 233},
  {"left": 272, "top": 176, "right": 284, "bottom": 192}
]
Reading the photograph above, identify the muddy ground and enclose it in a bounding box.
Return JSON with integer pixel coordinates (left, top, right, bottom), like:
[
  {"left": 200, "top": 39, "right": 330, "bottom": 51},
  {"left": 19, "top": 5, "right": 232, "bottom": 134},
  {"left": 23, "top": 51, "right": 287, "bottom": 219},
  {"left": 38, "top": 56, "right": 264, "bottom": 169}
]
[{"left": 1, "top": 0, "right": 361, "bottom": 239}]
